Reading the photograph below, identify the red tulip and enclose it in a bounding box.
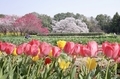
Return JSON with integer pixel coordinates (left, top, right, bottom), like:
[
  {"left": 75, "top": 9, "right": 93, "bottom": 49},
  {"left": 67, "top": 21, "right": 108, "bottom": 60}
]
[
  {"left": 45, "top": 57, "right": 51, "bottom": 65},
  {"left": 102, "top": 42, "right": 119, "bottom": 59},
  {"left": 39, "top": 42, "right": 52, "bottom": 56},
  {"left": 81, "top": 41, "right": 98, "bottom": 57},
  {"left": 52, "top": 46, "right": 61, "bottom": 57},
  {"left": 63, "top": 42, "right": 75, "bottom": 55}
]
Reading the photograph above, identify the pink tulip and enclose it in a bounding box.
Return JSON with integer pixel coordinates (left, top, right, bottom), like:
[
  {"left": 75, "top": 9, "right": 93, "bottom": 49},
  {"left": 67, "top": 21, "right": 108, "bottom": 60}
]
[
  {"left": 118, "top": 44, "right": 120, "bottom": 56},
  {"left": 102, "top": 41, "right": 110, "bottom": 51},
  {"left": 16, "top": 43, "right": 27, "bottom": 55},
  {"left": 29, "top": 45, "right": 39, "bottom": 56},
  {"left": 72, "top": 44, "right": 82, "bottom": 55},
  {"left": 24, "top": 43, "right": 40, "bottom": 56},
  {"left": 24, "top": 43, "right": 31, "bottom": 55},
  {"left": 4, "top": 43, "right": 15, "bottom": 55},
  {"left": 28, "top": 39, "right": 40, "bottom": 46},
  {"left": 52, "top": 46, "right": 61, "bottom": 57},
  {"left": 80, "top": 45, "right": 87, "bottom": 57},
  {"left": 63, "top": 42, "right": 75, "bottom": 55},
  {"left": 0, "top": 41, "right": 2, "bottom": 51},
  {"left": 114, "top": 57, "right": 120, "bottom": 63},
  {"left": 102, "top": 42, "right": 119, "bottom": 59},
  {"left": 0, "top": 42, "right": 7, "bottom": 51},
  {"left": 112, "top": 44, "right": 120, "bottom": 62},
  {"left": 81, "top": 41, "right": 98, "bottom": 57},
  {"left": 39, "top": 42, "right": 52, "bottom": 56}
]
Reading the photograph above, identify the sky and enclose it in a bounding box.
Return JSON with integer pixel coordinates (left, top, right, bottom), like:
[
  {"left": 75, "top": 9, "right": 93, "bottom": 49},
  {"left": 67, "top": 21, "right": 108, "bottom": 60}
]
[{"left": 0, "top": 0, "right": 120, "bottom": 18}]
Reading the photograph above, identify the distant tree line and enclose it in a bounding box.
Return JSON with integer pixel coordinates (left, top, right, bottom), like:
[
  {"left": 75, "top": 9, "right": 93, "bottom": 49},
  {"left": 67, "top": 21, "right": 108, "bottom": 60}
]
[
  {"left": 0, "top": 12, "right": 120, "bottom": 35},
  {"left": 53, "top": 12, "right": 120, "bottom": 34}
]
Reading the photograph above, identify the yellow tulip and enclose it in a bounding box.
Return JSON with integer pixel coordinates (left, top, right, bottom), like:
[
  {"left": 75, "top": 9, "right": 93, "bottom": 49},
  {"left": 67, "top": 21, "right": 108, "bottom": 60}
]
[
  {"left": 57, "top": 40, "right": 66, "bottom": 49},
  {"left": 32, "top": 55, "right": 39, "bottom": 61},
  {"left": 12, "top": 48, "right": 17, "bottom": 56},
  {"left": 38, "top": 48, "right": 40, "bottom": 53},
  {"left": 48, "top": 50, "right": 52, "bottom": 57},
  {"left": 0, "top": 51, "right": 2, "bottom": 55},
  {"left": 32, "top": 48, "right": 40, "bottom": 61},
  {"left": 86, "top": 57, "right": 97, "bottom": 71},
  {"left": 58, "top": 58, "right": 70, "bottom": 70}
]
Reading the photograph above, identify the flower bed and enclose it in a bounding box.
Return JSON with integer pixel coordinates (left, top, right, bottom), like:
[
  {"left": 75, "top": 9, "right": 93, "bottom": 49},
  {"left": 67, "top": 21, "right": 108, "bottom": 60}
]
[{"left": 0, "top": 39, "right": 120, "bottom": 79}]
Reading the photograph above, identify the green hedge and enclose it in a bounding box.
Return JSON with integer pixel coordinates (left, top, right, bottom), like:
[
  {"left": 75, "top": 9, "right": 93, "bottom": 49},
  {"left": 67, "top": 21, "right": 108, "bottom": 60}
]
[{"left": 38, "top": 32, "right": 105, "bottom": 36}]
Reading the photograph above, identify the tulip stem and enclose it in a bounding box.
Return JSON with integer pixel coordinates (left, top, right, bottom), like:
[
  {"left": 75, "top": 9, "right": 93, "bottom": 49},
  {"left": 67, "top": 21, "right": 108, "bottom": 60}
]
[
  {"left": 105, "top": 60, "right": 110, "bottom": 79},
  {"left": 114, "top": 62, "right": 117, "bottom": 75},
  {"left": 27, "top": 64, "right": 31, "bottom": 79}
]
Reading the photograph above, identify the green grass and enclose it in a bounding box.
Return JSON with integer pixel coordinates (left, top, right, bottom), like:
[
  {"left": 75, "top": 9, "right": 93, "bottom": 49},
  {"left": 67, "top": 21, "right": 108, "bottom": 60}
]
[{"left": 0, "top": 34, "right": 120, "bottom": 45}]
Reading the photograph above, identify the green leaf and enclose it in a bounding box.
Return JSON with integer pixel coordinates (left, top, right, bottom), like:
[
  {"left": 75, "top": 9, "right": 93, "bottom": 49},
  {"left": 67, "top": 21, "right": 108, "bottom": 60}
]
[
  {"left": 107, "top": 70, "right": 111, "bottom": 79},
  {"left": 86, "top": 72, "right": 92, "bottom": 79},
  {"left": 94, "top": 65, "right": 101, "bottom": 76},
  {"left": 116, "top": 76, "right": 120, "bottom": 79},
  {"left": 0, "top": 68, "right": 3, "bottom": 78},
  {"left": 79, "top": 74, "right": 83, "bottom": 79},
  {"left": 70, "top": 66, "right": 76, "bottom": 79},
  {"left": 0, "top": 74, "right": 8, "bottom": 79}
]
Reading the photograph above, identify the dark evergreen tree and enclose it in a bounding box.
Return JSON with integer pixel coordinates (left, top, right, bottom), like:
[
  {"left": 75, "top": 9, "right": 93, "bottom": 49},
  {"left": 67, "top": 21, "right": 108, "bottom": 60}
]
[
  {"left": 53, "top": 12, "right": 75, "bottom": 21},
  {"left": 96, "top": 14, "right": 111, "bottom": 32},
  {"left": 110, "top": 12, "right": 120, "bottom": 33}
]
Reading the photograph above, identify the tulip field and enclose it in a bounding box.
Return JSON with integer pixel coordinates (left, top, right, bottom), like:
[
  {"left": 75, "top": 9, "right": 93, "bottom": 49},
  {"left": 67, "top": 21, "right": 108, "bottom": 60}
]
[
  {"left": 0, "top": 34, "right": 119, "bottom": 45},
  {"left": 0, "top": 35, "right": 120, "bottom": 79}
]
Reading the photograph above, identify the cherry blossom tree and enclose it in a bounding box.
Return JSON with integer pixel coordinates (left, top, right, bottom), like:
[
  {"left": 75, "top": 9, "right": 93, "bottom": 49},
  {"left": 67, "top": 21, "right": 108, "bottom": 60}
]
[
  {"left": 0, "top": 15, "right": 18, "bottom": 34},
  {"left": 52, "top": 17, "right": 89, "bottom": 33},
  {"left": 13, "top": 13, "right": 49, "bottom": 35}
]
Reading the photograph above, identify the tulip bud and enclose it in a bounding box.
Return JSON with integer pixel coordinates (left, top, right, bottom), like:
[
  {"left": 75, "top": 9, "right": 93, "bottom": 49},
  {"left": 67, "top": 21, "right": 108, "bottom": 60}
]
[{"left": 12, "top": 48, "right": 17, "bottom": 56}]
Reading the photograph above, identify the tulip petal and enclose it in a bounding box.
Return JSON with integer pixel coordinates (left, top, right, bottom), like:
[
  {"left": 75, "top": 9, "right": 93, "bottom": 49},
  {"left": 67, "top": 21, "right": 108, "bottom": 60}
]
[{"left": 104, "top": 46, "right": 113, "bottom": 58}]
